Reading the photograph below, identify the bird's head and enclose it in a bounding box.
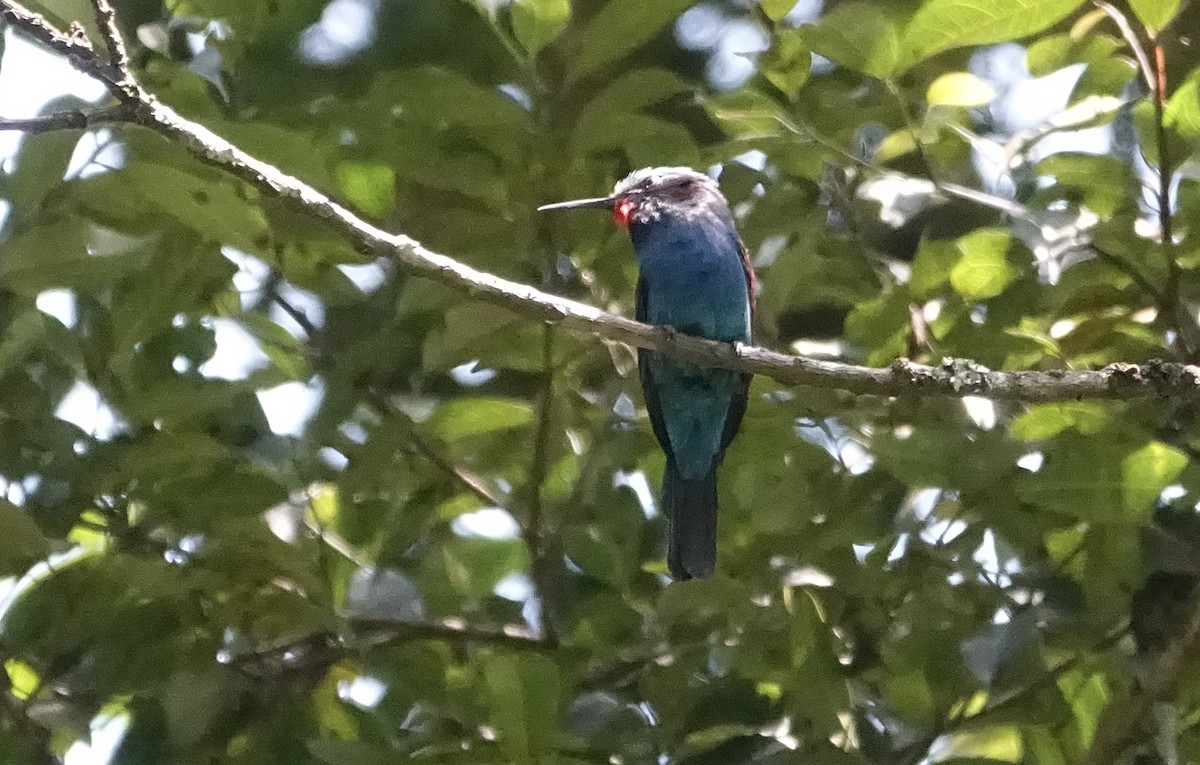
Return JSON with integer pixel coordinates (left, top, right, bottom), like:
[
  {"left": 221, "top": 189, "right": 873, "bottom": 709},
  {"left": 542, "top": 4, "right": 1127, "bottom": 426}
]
[{"left": 538, "top": 166, "right": 731, "bottom": 229}]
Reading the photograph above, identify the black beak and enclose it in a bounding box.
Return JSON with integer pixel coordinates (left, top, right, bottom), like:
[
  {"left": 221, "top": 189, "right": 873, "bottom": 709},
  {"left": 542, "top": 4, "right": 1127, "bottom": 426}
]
[{"left": 537, "top": 195, "right": 616, "bottom": 212}]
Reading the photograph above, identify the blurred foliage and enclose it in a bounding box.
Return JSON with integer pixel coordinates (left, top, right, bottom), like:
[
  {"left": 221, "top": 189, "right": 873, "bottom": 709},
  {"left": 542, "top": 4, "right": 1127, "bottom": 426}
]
[{"left": 2, "top": 0, "right": 1200, "bottom": 763}]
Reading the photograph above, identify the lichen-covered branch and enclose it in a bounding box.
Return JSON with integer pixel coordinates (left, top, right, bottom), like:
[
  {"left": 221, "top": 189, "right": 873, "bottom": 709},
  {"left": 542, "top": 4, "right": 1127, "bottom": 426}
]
[{"left": 2, "top": 0, "right": 1200, "bottom": 403}]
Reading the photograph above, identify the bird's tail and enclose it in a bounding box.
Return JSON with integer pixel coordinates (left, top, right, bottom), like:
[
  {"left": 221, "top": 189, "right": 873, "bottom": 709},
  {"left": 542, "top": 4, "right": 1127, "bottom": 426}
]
[{"left": 663, "top": 458, "right": 718, "bottom": 580}]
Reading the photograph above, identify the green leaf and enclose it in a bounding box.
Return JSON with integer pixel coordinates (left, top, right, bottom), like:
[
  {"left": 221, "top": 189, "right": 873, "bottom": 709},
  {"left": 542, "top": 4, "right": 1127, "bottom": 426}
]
[
  {"left": 336, "top": 161, "right": 395, "bottom": 219},
  {"left": 1016, "top": 436, "right": 1153, "bottom": 523},
  {"left": 161, "top": 670, "right": 226, "bottom": 749},
  {"left": 1132, "top": 99, "right": 1193, "bottom": 171},
  {"left": 761, "top": 0, "right": 798, "bottom": 21},
  {"left": 569, "top": 0, "right": 695, "bottom": 81},
  {"left": 427, "top": 398, "right": 533, "bottom": 441},
  {"left": 1010, "top": 402, "right": 1112, "bottom": 440},
  {"left": 484, "top": 653, "right": 560, "bottom": 764},
  {"left": 926, "top": 71, "right": 996, "bottom": 106},
  {"left": 72, "top": 163, "right": 270, "bottom": 252},
  {"left": 901, "top": 0, "right": 1087, "bottom": 70},
  {"left": 0, "top": 219, "right": 149, "bottom": 295},
  {"left": 1070, "top": 57, "right": 1138, "bottom": 101},
  {"left": 572, "top": 113, "right": 700, "bottom": 167},
  {"left": 706, "top": 88, "right": 791, "bottom": 137},
  {"left": 798, "top": 2, "right": 901, "bottom": 78},
  {"left": 935, "top": 726, "right": 1023, "bottom": 761},
  {"left": 844, "top": 289, "right": 913, "bottom": 364},
  {"left": 1167, "top": 72, "right": 1200, "bottom": 138},
  {"left": 949, "top": 229, "right": 1019, "bottom": 300},
  {"left": 578, "top": 68, "right": 692, "bottom": 121},
  {"left": 110, "top": 243, "right": 236, "bottom": 352},
  {"left": 879, "top": 669, "right": 936, "bottom": 727},
  {"left": 760, "top": 28, "right": 811, "bottom": 99},
  {"left": 1026, "top": 727, "right": 1070, "bottom": 765},
  {"left": 307, "top": 739, "right": 398, "bottom": 765},
  {"left": 0, "top": 311, "right": 47, "bottom": 376},
  {"left": 572, "top": 69, "right": 693, "bottom": 153},
  {"left": 1129, "top": 0, "right": 1183, "bottom": 30},
  {"left": 872, "top": 128, "right": 920, "bottom": 164},
  {"left": 961, "top": 610, "right": 1041, "bottom": 691},
  {"left": 1036, "top": 153, "right": 1136, "bottom": 218},
  {"left": 0, "top": 501, "right": 51, "bottom": 576},
  {"left": 423, "top": 302, "right": 544, "bottom": 373},
  {"left": 1122, "top": 441, "right": 1188, "bottom": 516},
  {"left": 2, "top": 100, "right": 82, "bottom": 213},
  {"left": 1058, "top": 669, "right": 1110, "bottom": 750},
  {"left": 510, "top": 0, "right": 571, "bottom": 55},
  {"left": 910, "top": 239, "right": 959, "bottom": 298},
  {"left": 1025, "top": 33, "right": 1119, "bottom": 77},
  {"left": 236, "top": 312, "right": 310, "bottom": 380},
  {"left": 366, "top": 66, "right": 530, "bottom": 164}
]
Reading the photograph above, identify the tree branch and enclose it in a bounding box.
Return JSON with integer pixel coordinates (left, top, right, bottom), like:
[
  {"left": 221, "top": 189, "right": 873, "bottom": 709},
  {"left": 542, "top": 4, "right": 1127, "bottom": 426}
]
[
  {"left": 89, "top": 0, "right": 131, "bottom": 79},
  {"left": 351, "top": 617, "right": 549, "bottom": 652},
  {"left": 3, "top": 0, "right": 1200, "bottom": 402},
  {"left": 227, "top": 617, "right": 550, "bottom": 679},
  {"left": 0, "top": 1, "right": 121, "bottom": 83},
  {"left": 361, "top": 390, "right": 511, "bottom": 509},
  {"left": 0, "top": 104, "right": 130, "bottom": 132},
  {"left": 1147, "top": 36, "right": 1188, "bottom": 356}
]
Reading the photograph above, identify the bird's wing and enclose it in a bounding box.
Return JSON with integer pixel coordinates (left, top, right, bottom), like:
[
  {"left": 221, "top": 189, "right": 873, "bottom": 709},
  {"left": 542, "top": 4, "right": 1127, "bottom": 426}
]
[
  {"left": 720, "top": 238, "right": 756, "bottom": 453},
  {"left": 636, "top": 275, "right": 672, "bottom": 454},
  {"left": 739, "top": 237, "right": 758, "bottom": 317}
]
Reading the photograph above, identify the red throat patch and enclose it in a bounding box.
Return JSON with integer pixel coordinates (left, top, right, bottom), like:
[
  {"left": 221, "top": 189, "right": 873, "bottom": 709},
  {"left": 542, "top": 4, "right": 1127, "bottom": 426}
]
[{"left": 612, "top": 198, "right": 635, "bottom": 228}]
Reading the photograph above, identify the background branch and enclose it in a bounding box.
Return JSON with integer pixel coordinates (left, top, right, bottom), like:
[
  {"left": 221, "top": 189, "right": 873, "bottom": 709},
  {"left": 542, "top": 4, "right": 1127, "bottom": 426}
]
[
  {"left": 228, "top": 616, "right": 549, "bottom": 680},
  {"left": 0, "top": 104, "right": 129, "bottom": 132},
  {"left": 351, "top": 617, "right": 548, "bottom": 652}
]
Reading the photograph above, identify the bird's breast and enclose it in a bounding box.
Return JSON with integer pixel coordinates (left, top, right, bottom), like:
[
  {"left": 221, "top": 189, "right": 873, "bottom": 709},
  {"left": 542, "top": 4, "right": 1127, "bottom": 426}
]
[{"left": 633, "top": 219, "right": 751, "bottom": 343}]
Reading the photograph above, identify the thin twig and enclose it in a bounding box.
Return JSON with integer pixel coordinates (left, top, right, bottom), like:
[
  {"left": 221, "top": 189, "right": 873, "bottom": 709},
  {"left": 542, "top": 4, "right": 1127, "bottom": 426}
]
[
  {"left": 89, "top": 0, "right": 136, "bottom": 98},
  {"left": 1091, "top": 3, "right": 1197, "bottom": 354},
  {"left": 362, "top": 391, "right": 510, "bottom": 508},
  {"left": 1092, "top": 242, "right": 1165, "bottom": 302},
  {"left": 272, "top": 286, "right": 506, "bottom": 508},
  {"left": 523, "top": 324, "right": 559, "bottom": 645},
  {"left": 0, "top": 104, "right": 129, "bottom": 132},
  {"left": 270, "top": 289, "right": 318, "bottom": 337},
  {"left": 0, "top": 2, "right": 122, "bottom": 83},
  {"left": 1150, "top": 38, "right": 1181, "bottom": 326},
  {"left": 1093, "top": 0, "right": 1156, "bottom": 92},
  {"left": 226, "top": 616, "right": 551, "bottom": 679},
  {"left": 351, "top": 617, "right": 549, "bottom": 651}
]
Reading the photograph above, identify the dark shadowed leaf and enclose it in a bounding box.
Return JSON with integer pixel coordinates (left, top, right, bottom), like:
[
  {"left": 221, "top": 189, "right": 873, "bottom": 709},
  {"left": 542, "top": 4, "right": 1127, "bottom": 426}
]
[
  {"left": 484, "top": 652, "right": 560, "bottom": 764},
  {"left": 569, "top": 0, "right": 697, "bottom": 81}
]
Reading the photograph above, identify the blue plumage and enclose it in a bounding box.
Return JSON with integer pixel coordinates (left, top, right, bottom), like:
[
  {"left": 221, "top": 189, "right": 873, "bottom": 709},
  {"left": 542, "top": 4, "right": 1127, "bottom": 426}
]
[{"left": 540, "top": 167, "right": 755, "bottom": 580}]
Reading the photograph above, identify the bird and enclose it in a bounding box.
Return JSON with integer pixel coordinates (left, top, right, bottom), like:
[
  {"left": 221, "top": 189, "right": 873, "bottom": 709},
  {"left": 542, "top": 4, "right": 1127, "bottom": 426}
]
[{"left": 540, "top": 167, "right": 755, "bottom": 580}]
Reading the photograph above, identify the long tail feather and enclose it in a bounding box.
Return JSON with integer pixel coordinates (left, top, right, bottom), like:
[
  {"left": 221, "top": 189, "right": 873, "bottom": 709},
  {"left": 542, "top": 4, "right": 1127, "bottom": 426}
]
[{"left": 664, "top": 459, "right": 718, "bottom": 580}]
